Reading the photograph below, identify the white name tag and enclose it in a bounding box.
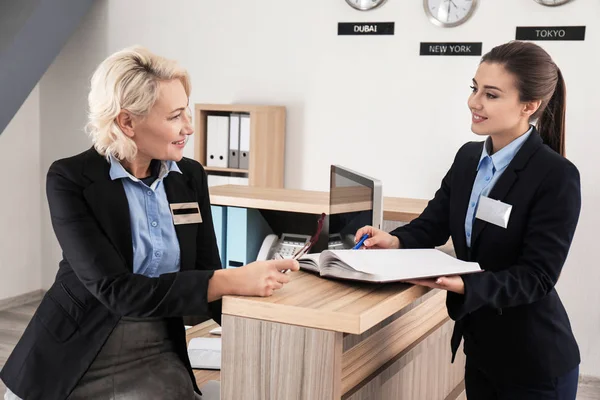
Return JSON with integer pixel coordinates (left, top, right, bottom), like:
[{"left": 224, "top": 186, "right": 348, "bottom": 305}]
[
  {"left": 475, "top": 196, "right": 512, "bottom": 229},
  {"left": 170, "top": 202, "right": 202, "bottom": 225}
]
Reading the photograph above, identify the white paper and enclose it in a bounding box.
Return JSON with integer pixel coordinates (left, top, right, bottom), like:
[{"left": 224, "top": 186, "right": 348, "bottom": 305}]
[
  {"left": 188, "top": 337, "right": 221, "bottom": 370},
  {"left": 319, "top": 249, "right": 481, "bottom": 282},
  {"left": 298, "top": 253, "right": 321, "bottom": 273}
]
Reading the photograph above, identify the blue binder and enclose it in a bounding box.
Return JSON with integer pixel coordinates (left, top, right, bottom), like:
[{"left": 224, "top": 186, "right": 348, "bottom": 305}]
[
  {"left": 225, "top": 207, "right": 272, "bottom": 268},
  {"left": 210, "top": 205, "right": 227, "bottom": 268}
]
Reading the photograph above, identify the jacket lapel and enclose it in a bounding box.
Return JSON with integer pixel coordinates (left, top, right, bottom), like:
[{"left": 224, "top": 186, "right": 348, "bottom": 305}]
[
  {"left": 82, "top": 150, "right": 134, "bottom": 270},
  {"left": 470, "top": 130, "right": 544, "bottom": 248},
  {"left": 454, "top": 151, "right": 480, "bottom": 259},
  {"left": 163, "top": 169, "right": 198, "bottom": 272}
]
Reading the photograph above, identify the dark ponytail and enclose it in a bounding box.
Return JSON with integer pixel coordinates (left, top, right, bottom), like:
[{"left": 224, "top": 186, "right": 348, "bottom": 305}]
[
  {"left": 537, "top": 67, "right": 566, "bottom": 157},
  {"left": 482, "top": 41, "right": 566, "bottom": 157}
]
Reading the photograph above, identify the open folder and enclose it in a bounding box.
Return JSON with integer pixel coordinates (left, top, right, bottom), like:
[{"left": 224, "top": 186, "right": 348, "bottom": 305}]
[{"left": 298, "top": 249, "right": 482, "bottom": 283}]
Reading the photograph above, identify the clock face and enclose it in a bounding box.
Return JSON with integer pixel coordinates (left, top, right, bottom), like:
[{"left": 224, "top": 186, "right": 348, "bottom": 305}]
[
  {"left": 534, "top": 0, "right": 573, "bottom": 6},
  {"left": 424, "top": 0, "right": 478, "bottom": 28},
  {"left": 345, "top": 0, "right": 388, "bottom": 11}
]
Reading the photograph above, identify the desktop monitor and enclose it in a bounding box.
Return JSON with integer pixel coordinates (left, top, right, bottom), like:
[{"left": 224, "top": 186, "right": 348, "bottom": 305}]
[{"left": 328, "top": 165, "right": 383, "bottom": 250}]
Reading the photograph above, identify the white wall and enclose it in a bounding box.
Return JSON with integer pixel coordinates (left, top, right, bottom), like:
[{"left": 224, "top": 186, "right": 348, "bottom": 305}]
[
  {"left": 39, "top": 3, "right": 109, "bottom": 288},
  {"left": 38, "top": 0, "right": 600, "bottom": 377},
  {"left": 0, "top": 85, "right": 41, "bottom": 301}
]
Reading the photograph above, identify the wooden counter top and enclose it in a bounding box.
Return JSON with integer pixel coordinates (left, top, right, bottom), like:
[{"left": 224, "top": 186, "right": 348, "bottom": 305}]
[
  {"left": 222, "top": 270, "right": 430, "bottom": 335},
  {"left": 209, "top": 185, "right": 429, "bottom": 222}
]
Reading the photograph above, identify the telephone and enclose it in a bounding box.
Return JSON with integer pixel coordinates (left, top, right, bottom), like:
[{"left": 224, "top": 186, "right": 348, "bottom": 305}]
[
  {"left": 327, "top": 233, "right": 346, "bottom": 250},
  {"left": 256, "top": 233, "right": 311, "bottom": 261}
]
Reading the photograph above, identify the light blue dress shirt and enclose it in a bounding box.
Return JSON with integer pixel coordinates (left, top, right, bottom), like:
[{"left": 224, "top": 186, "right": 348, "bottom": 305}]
[
  {"left": 464, "top": 127, "right": 533, "bottom": 247},
  {"left": 109, "top": 156, "right": 182, "bottom": 277}
]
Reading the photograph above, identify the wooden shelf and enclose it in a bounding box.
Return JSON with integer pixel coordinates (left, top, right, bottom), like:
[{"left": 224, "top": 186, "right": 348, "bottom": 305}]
[
  {"left": 194, "top": 104, "right": 286, "bottom": 188},
  {"left": 193, "top": 103, "right": 285, "bottom": 113},
  {"left": 383, "top": 197, "right": 431, "bottom": 222},
  {"left": 203, "top": 166, "right": 248, "bottom": 174},
  {"left": 208, "top": 185, "right": 430, "bottom": 222},
  {"left": 209, "top": 185, "right": 328, "bottom": 215}
]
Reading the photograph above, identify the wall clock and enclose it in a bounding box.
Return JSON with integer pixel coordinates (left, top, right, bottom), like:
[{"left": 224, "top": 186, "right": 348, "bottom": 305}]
[
  {"left": 424, "top": 0, "right": 478, "bottom": 28},
  {"left": 345, "top": 0, "right": 388, "bottom": 11},
  {"left": 534, "top": 0, "right": 573, "bottom": 6}
]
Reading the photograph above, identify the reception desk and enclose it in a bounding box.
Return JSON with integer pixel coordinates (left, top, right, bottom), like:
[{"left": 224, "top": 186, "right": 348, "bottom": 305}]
[
  {"left": 188, "top": 275, "right": 465, "bottom": 400},
  {"left": 186, "top": 185, "right": 465, "bottom": 399}
]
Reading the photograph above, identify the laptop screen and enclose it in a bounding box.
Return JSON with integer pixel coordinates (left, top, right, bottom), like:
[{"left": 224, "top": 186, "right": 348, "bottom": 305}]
[{"left": 328, "top": 165, "right": 382, "bottom": 250}]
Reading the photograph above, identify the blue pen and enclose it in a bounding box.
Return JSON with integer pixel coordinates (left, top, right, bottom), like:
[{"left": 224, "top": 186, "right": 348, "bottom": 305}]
[{"left": 353, "top": 234, "right": 369, "bottom": 250}]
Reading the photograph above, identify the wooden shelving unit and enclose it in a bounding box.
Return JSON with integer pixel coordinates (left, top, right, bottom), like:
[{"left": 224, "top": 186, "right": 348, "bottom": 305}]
[
  {"left": 203, "top": 166, "right": 248, "bottom": 174},
  {"left": 194, "top": 104, "right": 286, "bottom": 188}
]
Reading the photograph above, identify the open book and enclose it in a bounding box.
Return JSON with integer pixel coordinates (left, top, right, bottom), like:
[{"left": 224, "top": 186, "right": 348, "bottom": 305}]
[{"left": 298, "top": 249, "right": 482, "bottom": 283}]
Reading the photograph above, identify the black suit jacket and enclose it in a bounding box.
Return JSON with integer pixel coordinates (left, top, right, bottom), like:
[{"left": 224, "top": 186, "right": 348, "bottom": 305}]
[
  {"left": 391, "top": 129, "right": 581, "bottom": 382},
  {"left": 0, "top": 148, "right": 222, "bottom": 400}
]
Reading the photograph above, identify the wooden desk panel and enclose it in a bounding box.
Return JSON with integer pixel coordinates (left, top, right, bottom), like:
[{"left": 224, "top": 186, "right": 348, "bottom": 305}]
[
  {"left": 187, "top": 291, "right": 463, "bottom": 399},
  {"left": 341, "top": 291, "right": 448, "bottom": 394}
]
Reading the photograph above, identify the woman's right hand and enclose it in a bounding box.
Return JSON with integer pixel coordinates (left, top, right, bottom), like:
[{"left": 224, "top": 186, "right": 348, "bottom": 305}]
[
  {"left": 232, "top": 258, "right": 299, "bottom": 297},
  {"left": 208, "top": 259, "right": 299, "bottom": 301},
  {"left": 355, "top": 226, "right": 400, "bottom": 249}
]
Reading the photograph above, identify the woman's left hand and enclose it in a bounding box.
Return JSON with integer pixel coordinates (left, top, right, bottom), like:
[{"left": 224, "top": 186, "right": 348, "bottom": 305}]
[{"left": 406, "top": 276, "right": 465, "bottom": 294}]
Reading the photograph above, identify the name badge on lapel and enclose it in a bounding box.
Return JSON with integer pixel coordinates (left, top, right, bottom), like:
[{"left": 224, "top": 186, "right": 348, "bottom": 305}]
[
  {"left": 475, "top": 196, "right": 512, "bottom": 229},
  {"left": 170, "top": 202, "right": 202, "bottom": 225}
]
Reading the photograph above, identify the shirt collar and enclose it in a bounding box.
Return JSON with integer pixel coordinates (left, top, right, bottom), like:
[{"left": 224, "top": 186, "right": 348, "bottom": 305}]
[
  {"left": 477, "top": 126, "right": 533, "bottom": 172},
  {"left": 109, "top": 155, "right": 182, "bottom": 182}
]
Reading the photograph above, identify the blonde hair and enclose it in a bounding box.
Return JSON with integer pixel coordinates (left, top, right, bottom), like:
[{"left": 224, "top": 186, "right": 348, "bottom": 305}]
[{"left": 86, "top": 46, "right": 191, "bottom": 161}]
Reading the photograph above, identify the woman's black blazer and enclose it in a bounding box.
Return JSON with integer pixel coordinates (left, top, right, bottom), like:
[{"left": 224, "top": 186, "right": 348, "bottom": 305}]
[
  {"left": 1, "top": 148, "right": 222, "bottom": 400},
  {"left": 391, "top": 129, "right": 581, "bottom": 382}
]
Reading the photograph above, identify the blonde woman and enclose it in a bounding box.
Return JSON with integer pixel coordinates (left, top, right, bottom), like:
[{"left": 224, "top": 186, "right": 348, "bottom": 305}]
[{"left": 1, "top": 46, "right": 298, "bottom": 400}]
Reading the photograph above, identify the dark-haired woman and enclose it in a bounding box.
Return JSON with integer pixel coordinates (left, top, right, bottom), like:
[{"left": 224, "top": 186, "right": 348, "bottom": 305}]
[{"left": 355, "top": 41, "right": 581, "bottom": 399}]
